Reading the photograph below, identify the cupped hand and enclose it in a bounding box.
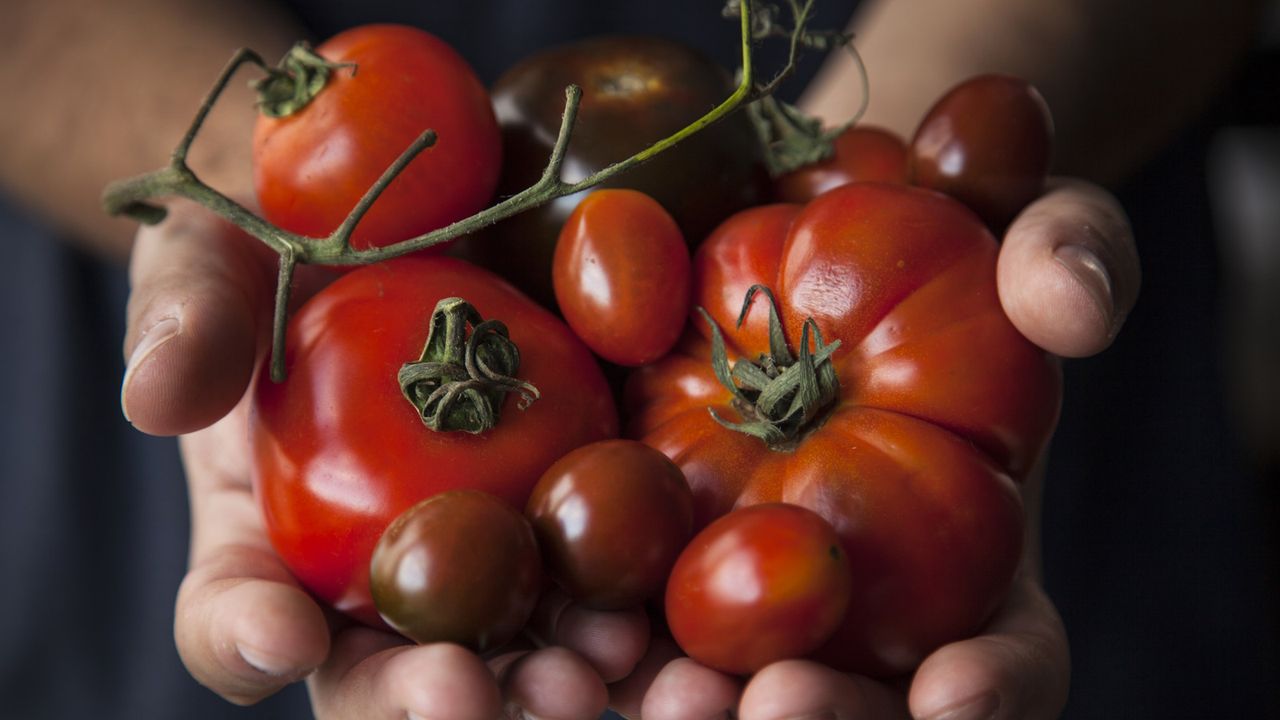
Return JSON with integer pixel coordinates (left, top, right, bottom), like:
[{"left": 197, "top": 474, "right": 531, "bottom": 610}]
[{"left": 120, "top": 200, "right": 650, "bottom": 719}]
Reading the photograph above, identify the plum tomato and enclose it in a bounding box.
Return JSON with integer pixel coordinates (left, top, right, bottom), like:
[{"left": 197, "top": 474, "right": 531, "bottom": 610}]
[
  {"left": 455, "top": 35, "right": 769, "bottom": 308},
  {"left": 909, "top": 74, "right": 1053, "bottom": 230},
  {"left": 552, "top": 189, "right": 691, "bottom": 366},
  {"left": 253, "top": 24, "right": 502, "bottom": 251},
  {"left": 773, "top": 125, "right": 909, "bottom": 203},
  {"left": 370, "top": 490, "right": 542, "bottom": 652},
  {"left": 664, "top": 503, "right": 853, "bottom": 676},
  {"left": 526, "top": 439, "right": 693, "bottom": 610}
]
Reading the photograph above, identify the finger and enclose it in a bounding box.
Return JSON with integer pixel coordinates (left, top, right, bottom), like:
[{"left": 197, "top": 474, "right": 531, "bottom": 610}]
[
  {"left": 494, "top": 646, "right": 609, "bottom": 720},
  {"left": 526, "top": 589, "right": 651, "bottom": 682},
  {"left": 738, "top": 660, "right": 908, "bottom": 720},
  {"left": 309, "top": 630, "right": 503, "bottom": 720},
  {"left": 997, "top": 179, "right": 1140, "bottom": 357},
  {"left": 122, "top": 200, "right": 274, "bottom": 435},
  {"left": 608, "top": 634, "right": 685, "bottom": 718},
  {"left": 907, "top": 577, "right": 1069, "bottom": 720},
  {"left": 640, "top": 657, "right": 743, "bottom": 720}
]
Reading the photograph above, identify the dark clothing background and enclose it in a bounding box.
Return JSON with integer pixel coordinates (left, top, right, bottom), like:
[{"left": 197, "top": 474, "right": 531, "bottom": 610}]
[{"left": 2, "top": 1, "right": 1276, "bottom": 718}]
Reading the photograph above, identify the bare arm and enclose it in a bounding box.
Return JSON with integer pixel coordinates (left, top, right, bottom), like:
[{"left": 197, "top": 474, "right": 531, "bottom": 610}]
[
  {"left": 0, "top": 0, "right": 301, "bottom": 261},
  {"left": 803, "top": 0, "right": 1264, "bottom": 186}
]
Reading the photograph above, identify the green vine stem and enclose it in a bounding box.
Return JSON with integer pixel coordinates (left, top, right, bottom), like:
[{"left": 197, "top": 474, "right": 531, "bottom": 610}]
[{"left": 101, "top": 1, "right": 842, "bottom": 382}]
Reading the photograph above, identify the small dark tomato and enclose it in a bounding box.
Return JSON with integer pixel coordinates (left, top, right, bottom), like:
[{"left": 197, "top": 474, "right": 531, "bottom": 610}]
[
  {"left": 526, "top": 439, "right": 693, "bottom": 610},
  {"left": 909, "top": 74, "right": 1054, "bottom": 231},
  {"left": 455, "top": 35, "right": 770, "bottom": 308},
  {"left": 664, "top": 503, "right": 853, "bottom": 676},
  {"left": 553, "top": 189, "right": 690, "bottom": 366},
  {"left": 370, "top": 490, "right": 542, "bottom": 652},
  {"left": 773, "top": 125, "right": 909, "bottom": 203}
]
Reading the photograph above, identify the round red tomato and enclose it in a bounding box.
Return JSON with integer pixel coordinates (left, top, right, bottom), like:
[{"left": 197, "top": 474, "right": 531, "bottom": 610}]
[
  {"left": 526, "top": 439, "right": 693, "bottom": 610},
  {"left": 253, "top": 24, "right": 501, "bottom": 250},
  {"left": 627, "top": 183, "right": 1061, "bottom": 677},
  {"left": 553, "top": 189, "right": 691, "bottom": 366},
  {"left": 910, "top": 74, "right": 1053, "bottom": 230},
  {"left": 251, "top": 256, "right": 617, "bottom": 628},
  {"left": 773, "top": 125, "right": 909, "bottom": 203},
  {"left": 665, "top": 503, "right": 852, "bottom": 676},
  {"left": 371, "top": 490, "right": 542, "bottom": 652}
]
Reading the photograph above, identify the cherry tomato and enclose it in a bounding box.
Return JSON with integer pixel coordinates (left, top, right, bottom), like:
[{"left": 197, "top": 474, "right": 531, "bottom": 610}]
[
  {"left": 370, "top": 490, "right": 542, "bottom": 651},
  {"left": 628, "top": 183, "right": 1060, "bottom": 676},
  {"left": 251, "top": 256, "right": 617, "bottom": 628},
  {"left": 664, "top": 503, "right": 852, "bottom": 676},
  {"left": 526, "top": 439, "right": 693, "bottom": 610},
  {"left": 253, "top": 24, "right": 501, "bottom": 250},
  {"left": 773, "top": 125, "right": 909, "bottom": 203},
  {"left": 910, "top": 74, "right": 1053, "bottom": 230},
  {"left": 456, "top": 35, "right": 769, "bottom": 308},
  {"left": 553, "top": 189, "right": 690, "bottom": 366}
]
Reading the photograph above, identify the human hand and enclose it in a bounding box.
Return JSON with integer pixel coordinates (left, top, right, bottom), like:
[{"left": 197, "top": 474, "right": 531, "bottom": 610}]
[
  {"left": 120, "top": 201, "right": 651, "bottom": 719},
  {"left": 600, "top": 178, "right": 1139, "bottom": 720}
]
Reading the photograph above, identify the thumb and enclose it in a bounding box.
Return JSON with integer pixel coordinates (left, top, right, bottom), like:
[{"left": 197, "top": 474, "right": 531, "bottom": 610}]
[{"left": 997, "top": 180, "right": 1140, "bottom": 358}]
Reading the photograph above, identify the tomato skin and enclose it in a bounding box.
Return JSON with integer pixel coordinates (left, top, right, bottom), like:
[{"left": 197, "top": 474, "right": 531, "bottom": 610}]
[
  {"left": 773, "top": 125, "right": 909, "bottom": 203},
  {"left": 253, "top": 25, "right": 501, "bottom": 250},
  {"left": 664, "top": 503, "right": 852, "bottom": 676},
  {"left": 251, "top": 256, "right": 617, "bottom": 628},
  {"left": 553, "top": 189, "right": 691, "bottom": 366},
  {"left": 457, "top": 35, "right": 769, "bottom": 308},
  {"left": 627, "top": 182, "right": 1060, "bottom": 677},
  {"left": 526, "top": 439, "right": 693, "bottom": 610},
  {"left": 370, "top": 490, "right": 542, "bottom": 652},
  {"left": 909, "top": 74, "right": 1053, "bottom": 230}
]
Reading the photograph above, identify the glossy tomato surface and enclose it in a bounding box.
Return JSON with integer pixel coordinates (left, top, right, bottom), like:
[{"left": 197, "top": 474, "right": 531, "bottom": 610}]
[
  {"left": 251, "top": 256, "right": 617, "bottom": 627},
  {"left": 665, "top": 503, "right": 852, "bottom": 676},
  {"left": 526, "top": 439, "right": 693, "bottom": 610},
  {"left": 627, "top": 183, "right": 1061, "bottom": 677},
  {"left": 371, "top": 490, "right": 542, "bottom": 652},
  {"left": 773, "top": 125, "right": 909, "bottom": 203},
  {"left": 457, "top": 35, "right": 769, "bottom": 308},
  {"left": 910, "top": 74, "right": 1053, "bottom": 230},
  {"left": 553, "top": 189, "right": 690, "bottom": 366},
  {"left": 253, "top": 25, "right": 501, "bottom": 250}
]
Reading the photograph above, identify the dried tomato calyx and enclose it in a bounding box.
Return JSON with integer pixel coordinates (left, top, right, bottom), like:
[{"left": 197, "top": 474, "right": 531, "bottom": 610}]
[
  {"left": 254, "top": 42, "right": 355, "bottom": 118},
  {"left": 700, "top": 285, "right": 841, "bottom": 449},
  {"left": 398, "top": 297, "right": 540, "bottom": 434}
]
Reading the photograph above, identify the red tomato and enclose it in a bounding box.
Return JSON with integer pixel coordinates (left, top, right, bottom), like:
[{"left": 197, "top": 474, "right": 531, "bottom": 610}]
[
  {"left": 526, "top": 439, "right": 693, "bottom": 610},
  {"left": 253, "top": 25, "right": 501, "bottom": 250},
  {"left": 251, "top": 256, "right": 617, "bottom": 628},
  {"left": 553, "top": 189, "right": 691, "bottom": 366},
  {"left": 773, "top": 125, "right": 909, "bottom": 203},
  {"left": 627, "top": 183, "right": 1061, "bottom": 677},
  {"left": 370, "top": 490, "right": 542, "bottom": 652},
  {"left": 665, "top": 503, "right": 852, "bottom": 676},
  {"left": 910, "top": 74, "right": 1053, "bottom": 230}
]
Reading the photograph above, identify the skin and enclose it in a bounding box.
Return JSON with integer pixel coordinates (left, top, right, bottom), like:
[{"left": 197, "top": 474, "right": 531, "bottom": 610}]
[{"left": 3, "top": 0, "right": 1260, "bottom": 717}]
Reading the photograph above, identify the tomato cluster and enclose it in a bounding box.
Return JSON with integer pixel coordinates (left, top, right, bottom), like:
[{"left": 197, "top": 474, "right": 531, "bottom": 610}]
[{"left": 246, "top": 23, "right": 1060, "bottom": 679}]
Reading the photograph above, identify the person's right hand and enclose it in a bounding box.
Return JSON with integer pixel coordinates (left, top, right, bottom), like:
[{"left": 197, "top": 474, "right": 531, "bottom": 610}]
[{"left": 120, "top": 200, "right": 652, "bottom": 719}]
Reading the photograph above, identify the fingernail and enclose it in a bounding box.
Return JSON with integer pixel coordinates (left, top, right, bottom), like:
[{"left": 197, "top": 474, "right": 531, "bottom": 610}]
[
  {"left": 1054, "top": 243, "right": 1114, "bottom": 324},
  {"left": 920, "top": 690, "right": 1000, "bottom": 720},
  {"left": 121, "top": 316, "right": 180, "bottom": 421},
  {"left": 236, "top": 643, "right": 294, "bottom": 677}
]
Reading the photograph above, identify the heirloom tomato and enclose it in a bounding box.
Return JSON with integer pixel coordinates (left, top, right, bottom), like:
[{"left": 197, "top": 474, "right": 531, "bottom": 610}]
[
  {"left": 251, "top": 256, "right": 617, "bottom": 628},
  {"left": 253, "top": 25, "right": 501, "bottom": 250},
  {"left": 626, "top": 183, "right": 1061, "bottom": 677},
  {"left": 456, "top": 35, "right": 769, "bottom": 308},
  {"left": 665, "top": 503, "right": 852, "bottom": 676}
]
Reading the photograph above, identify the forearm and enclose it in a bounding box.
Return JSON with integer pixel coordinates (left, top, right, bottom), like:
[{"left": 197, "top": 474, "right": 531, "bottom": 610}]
[
  {"left": 0, "top": 0, "right": 301, "bottom": 261},
  {"left": 802, "top": 0, "right": 1264, "bottom": 186}
]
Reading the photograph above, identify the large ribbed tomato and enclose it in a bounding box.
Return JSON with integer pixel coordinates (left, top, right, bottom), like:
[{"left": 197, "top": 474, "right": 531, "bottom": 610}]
[
  {"left": 251, "top": 257, "right": 617, "bottom": 628},
  {"left": 626, "top": 183, "right": 1061, "bottom": 677}
]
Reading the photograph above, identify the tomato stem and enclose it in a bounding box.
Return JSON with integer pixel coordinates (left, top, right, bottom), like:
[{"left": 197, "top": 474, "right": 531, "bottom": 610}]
[{"left": 100, "top": 1, "right": 842, "bottom": 380}]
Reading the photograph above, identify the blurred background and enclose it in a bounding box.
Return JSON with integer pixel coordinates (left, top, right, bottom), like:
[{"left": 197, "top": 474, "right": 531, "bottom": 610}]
[{"left": 1, "top": 0, "right": 1276, "bottom": 718}]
